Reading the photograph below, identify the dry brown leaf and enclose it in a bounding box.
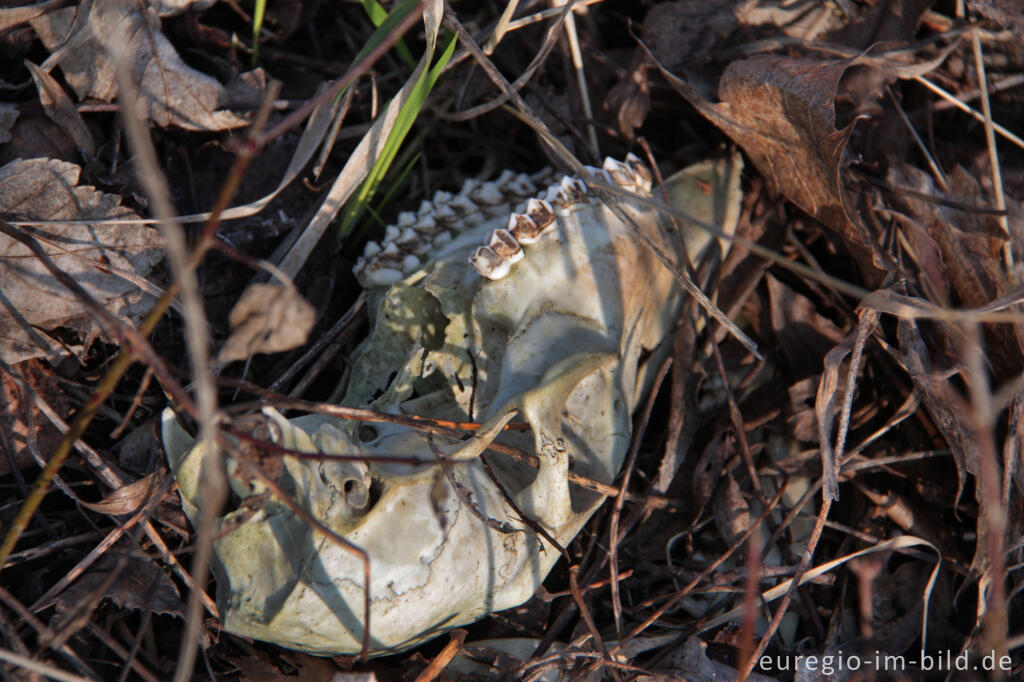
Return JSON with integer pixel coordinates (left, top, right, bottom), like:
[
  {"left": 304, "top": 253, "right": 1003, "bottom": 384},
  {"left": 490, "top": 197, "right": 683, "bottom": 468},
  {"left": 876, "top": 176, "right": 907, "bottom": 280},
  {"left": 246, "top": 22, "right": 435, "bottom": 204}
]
[
  {"left": 0, "top": 158, "right": 164, "bottom": 364},
  {"left": 30, "top": 0, "right": 251, "bottom": 131},
  {"left": 766, "top": 274, "right": 846, "bottom": 380},
  {"left": 217, "top": 283, "right": 316, "bottom": 363},
  {"left": 713, "top": 473, "right": 751, "bottom": 547},
  {"left": 25, "top": 60, "right": 95, "bottom": 156},
  {"left": 81, "top": 471, "right": 163, "bottom": 515},
  {"left": 52, "top": 552, "right": 185, "bottom": 619},
  {"left": 646, "top": 48, "right": 892, "bottom": 270}
]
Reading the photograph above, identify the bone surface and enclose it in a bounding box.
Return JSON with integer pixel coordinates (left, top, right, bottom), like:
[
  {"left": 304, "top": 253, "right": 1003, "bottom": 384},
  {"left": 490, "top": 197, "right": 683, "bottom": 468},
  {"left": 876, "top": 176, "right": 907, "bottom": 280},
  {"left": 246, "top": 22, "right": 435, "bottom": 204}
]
[{"left": 163, "top": 152, "right": 744, "bottom": 656}]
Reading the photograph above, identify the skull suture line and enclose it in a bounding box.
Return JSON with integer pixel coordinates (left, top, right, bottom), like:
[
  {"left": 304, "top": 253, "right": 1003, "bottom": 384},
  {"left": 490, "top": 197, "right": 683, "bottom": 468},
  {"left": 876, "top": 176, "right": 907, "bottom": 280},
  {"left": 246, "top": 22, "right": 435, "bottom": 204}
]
[{"left": 162, "top": 153, "right": 742, "bottom": 656}]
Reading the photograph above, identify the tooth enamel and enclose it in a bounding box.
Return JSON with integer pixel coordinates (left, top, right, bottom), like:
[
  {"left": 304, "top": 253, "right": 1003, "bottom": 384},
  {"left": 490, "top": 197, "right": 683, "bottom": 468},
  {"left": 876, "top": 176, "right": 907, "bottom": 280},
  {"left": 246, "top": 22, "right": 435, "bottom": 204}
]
[
  {"left": 526, "top": 198, "right": 555, "bottom": 232},
  {"left": 384, "top": 226, "right": 401, "bottom": 242},
  {"left": 489, "top": 229, "right": 524, "bottom": 263},
  {"left": 381, "top": 242, "right": 399, "bottom": 257},
  {"left": 449, "top": 194, "right": 478, "bottom": 216},
  {"left": 363, "top": 241, "right": 382, "bottom": 258},
  {"left": 471, "top": 182, "right": 504, "bottom": 206},
  {"left": 397, "top": 211, "right": 416, "bottom": 227},
  {"left": 432, "top": 190, "right": 453, "bottom": 204},
  {"left": 396, "top": 227, "right": 418, "bottom": 246},
  {"left": 469, "top": 245, "right": 510, "bottom": 280},
  {"left": 603, "top": 157, "right": 633, "bottom": 187},
  {"left": 418, "top": 200, "right": 434, "bottom": 216},
  {"left": 364, "top": 266, "right": 404, "bottom": 287},
  {"left": 507, "top": 212, "right": 541, "bottom": 245},
  {"left": 625, "top": 153, "right": 653, "bottom": 192},
  {"left": 413, "top": 216, "right": 437, "bottom": 234},
  {"left": 401, "top": 254, "right": 421, "bottom": 272}
]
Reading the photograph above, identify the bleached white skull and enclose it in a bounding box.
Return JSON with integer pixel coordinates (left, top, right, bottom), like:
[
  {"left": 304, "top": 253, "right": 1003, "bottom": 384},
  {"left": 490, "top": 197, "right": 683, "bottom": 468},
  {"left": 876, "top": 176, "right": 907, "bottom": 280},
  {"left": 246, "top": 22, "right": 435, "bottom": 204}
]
[{"left": 162, "top": 153, "right": 742, "bottom": 656}]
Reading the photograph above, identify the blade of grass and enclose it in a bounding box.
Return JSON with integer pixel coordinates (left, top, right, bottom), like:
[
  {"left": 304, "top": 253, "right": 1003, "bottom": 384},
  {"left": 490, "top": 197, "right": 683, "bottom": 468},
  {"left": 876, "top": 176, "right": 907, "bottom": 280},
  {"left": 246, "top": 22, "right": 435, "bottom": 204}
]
[
  {"left": 363, "top": 0, "right": 416, "bottom": 67},
  {"left": 339, "top": 31, "right": 457, "bottom": 238},
  {"left": 251, "top": 0, "right": 267, "bottom": 67}
]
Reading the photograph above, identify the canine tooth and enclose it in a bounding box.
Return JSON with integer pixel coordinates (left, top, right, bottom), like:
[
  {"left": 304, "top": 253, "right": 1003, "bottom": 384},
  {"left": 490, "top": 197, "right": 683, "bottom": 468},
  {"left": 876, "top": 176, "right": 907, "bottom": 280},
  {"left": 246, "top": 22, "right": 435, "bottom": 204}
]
[
  {"left": 401, "top": 254, "right": 421, "bottom": 272},
  {"left": 602, "top": 157, "right": 633, "bottom": 187},
  {"left": 469, "top": 246, "right": 511, "bottom": 280},
  {"left": 397, "top": 211, "right": 416, "bottom": 227},
  {"left": 489, "top": 229, "right": 524, "bottom": 263},
  {"left": 384, "top": 225, "right": 401, "bottom": 242},
  {"left": 507, "top": 213, "right": 541, "bottom": 245},
  {"left": 363, "top": 241, "right": 382, "bottom": 258},
  {"left": 526, "top": 198, "right": 555, "bottom": 232}
]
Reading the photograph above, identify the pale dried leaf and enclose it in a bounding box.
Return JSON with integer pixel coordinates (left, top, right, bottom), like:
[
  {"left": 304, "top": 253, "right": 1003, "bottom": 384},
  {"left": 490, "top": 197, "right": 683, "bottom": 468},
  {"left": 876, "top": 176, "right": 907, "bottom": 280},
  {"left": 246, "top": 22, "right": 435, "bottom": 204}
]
[
  {"left": 31, "top": 0, "right": 250, "bottom": 131},
  {"left": 0, "top": 158, "right": 165, "bottom": 364},
  {"left": 81, "top": 471, "right": 162, "bottom": 515},
  {"left": 25, "top": 60, "right": 95, "bottom": 156},
  {"left": 713, "top": 473, "right": 751, "bottom": 546},
  {"left": 217, "top": 284, "right": 316, "bottom": 363},
  {"left": 0, "top": 0, "right": 63, "bottom": 32}
]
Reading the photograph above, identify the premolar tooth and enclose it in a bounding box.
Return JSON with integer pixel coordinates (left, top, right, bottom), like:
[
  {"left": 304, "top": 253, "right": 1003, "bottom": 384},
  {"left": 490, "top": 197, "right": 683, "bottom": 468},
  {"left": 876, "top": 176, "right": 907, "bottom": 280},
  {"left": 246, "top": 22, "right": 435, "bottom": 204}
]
[
  {"left": 469, "top": 246, "right": 510, "bottom": 280},
  {"left": 526, "top": 198, "right": 555, "bottom": 232},
  {"left": 489, "top": 229, "right": 524, "bottom": 263},
  {"left": 507, "top": 213, "right": 541, "bottom": 244}
]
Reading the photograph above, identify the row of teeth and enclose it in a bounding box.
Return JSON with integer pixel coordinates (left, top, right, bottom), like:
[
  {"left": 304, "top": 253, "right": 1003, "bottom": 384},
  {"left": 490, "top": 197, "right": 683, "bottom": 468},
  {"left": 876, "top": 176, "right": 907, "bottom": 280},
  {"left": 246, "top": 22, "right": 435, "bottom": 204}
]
[
  {"left": 470, "top": 155, "right": 652, "bottom": 280},
  {"left": 353, "top": 155, "right": 652, "bottom": 287},
  {"left": 353, "top": 169, "right": 550, "bottom": 287}
]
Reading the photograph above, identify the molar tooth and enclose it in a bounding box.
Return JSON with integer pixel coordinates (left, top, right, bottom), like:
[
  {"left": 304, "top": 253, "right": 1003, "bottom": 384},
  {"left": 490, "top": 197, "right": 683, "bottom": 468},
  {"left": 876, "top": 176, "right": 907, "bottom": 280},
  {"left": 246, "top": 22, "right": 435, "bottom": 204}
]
[
  {"left": 364, "top": 266, "right": 404, "bottom": 287},
  {"left": 363, "top": 241, "right": 382, "bottom": 258},
  {"left": 449, "top": 194, "right": 479, "bottom": 217},
  {"left": 469, "top": 246, "right": 511, "bottom": 280},
  {"left": 494, "top": 169, "right": 517, "bottom": 190},
  {"left": 560, "top": 175, "right": 587, "bottom": 201},
  {"left": 602, "top": 157, "right": 633, "bottom": 187},
  {"left": 384, "top": 225, "right": 401, "bottom": 242},
  {"left": 526, "top": 198, "right": 556, "bottom": 232},
  {"left": 381, "top": 242, "right": 400, "bottom": 257},
  {"left": 418, "top": 199, "right": 434, "bottom": 216},
  {"left": 507, "top": 213, "right": 540, "bottom": 245},
  {"left": 489, "top": 229, "right": 524, "bottom": 263},
  {"left": 471, "top": 181, "right": 504, "bottom": 206},
  {"left": 396, "top": 227, "right": 418, "bottom": 246},
  {"left": 413, "top": 215, "right": 437, "bottom": 234},
  {"left": 432, "top": 190, "right": 453, "bottom": 204},
  {"left": 401, "top": 254, "right": 421, "bottom": 272},
  {"left": 583, "top": 165, "right": 613, "bottom": 185},
  {"left": 397, "top": 211, "right": 416, "bottom": 227},
  {"left": 506, "top": 173, "right": 536, "bottom": 197},
  {"left": 460, "top": 178, "right": 481, "bottom": 196},
  {"left": 433, "top": 231, "right": 453, "bottom": 246},
  {"left": 624, "top": 153, "right": 652, "bottom": 192},
  {"left": 433, "top": 203, "right": 458, "bottom": 224}
]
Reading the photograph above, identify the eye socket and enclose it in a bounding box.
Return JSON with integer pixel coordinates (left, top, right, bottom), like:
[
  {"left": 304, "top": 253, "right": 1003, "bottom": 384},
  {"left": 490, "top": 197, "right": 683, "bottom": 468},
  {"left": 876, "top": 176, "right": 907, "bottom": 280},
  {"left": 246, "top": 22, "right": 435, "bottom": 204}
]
[{"left": 357, "top": 424, "right": 379, "bottom": 443}]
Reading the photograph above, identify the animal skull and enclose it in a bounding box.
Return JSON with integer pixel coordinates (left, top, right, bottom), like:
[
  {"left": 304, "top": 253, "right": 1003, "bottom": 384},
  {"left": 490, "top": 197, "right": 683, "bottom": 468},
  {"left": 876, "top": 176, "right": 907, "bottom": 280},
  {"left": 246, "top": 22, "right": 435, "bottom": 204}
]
[{"left": 162, "top": 152, "right": 742, "bottom": 656}]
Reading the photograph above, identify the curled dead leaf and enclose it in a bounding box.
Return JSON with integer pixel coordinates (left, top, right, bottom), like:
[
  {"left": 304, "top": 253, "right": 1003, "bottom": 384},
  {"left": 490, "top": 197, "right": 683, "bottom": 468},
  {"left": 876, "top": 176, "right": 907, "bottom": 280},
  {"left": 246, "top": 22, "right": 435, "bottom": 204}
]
[
  {"left": 81, "top": 471, "right": 164, "bottom": 515},
  {"left": 217, "top": 283, "right": 316, "bottom": 363}
]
